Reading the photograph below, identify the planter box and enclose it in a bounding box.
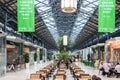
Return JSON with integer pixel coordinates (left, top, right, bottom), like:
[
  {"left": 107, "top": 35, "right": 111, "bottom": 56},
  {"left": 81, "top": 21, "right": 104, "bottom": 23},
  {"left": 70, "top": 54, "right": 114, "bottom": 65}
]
[{"left": 25, "top": 63, "right": 29, "bottom": 69}]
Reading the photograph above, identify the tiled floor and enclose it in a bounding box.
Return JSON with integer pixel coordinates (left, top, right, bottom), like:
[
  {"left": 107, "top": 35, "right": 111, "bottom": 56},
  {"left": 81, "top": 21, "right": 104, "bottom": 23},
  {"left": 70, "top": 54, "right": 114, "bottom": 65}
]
[
  {"left": 0, "top": 61, "right": 52, "bottom": 80},
  {"left": 0, "top": 61, "right": 120, "bottom": 80}
]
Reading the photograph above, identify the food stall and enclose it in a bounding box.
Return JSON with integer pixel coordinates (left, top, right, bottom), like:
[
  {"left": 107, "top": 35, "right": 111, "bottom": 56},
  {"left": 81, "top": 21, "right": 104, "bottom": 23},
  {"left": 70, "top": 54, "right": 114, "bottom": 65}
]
[{"left": 105, "top": 37, "right": 120, "bottom": 63}]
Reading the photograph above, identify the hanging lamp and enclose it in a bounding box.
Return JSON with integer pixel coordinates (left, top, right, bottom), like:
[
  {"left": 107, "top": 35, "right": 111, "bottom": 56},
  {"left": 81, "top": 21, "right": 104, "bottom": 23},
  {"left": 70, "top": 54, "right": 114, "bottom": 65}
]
[{"left": 61, "top": 0, "right": 77, "bottom": 13}]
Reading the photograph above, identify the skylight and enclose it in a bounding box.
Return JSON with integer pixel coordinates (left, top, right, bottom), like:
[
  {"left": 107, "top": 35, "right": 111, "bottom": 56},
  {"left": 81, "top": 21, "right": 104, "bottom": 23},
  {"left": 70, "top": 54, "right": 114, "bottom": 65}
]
[
  {"left": 35, "top": 0, "right": 59, "bottom": 43},
  {"left": 70, "top": 0, "right": 98, "bottom": 41}
]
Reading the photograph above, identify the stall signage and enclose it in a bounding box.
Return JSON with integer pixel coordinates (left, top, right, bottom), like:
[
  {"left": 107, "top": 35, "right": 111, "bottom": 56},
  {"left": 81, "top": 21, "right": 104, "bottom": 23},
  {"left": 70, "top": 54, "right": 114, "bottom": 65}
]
[
  {"left": 98, "top": 0, "right": 115, "bottom": 32},
  {"left": 110, "top": 40, "right": 120, "bottom": 49},
  {"left": 17, "top": 0, "right": 35, "bottom": 32}
]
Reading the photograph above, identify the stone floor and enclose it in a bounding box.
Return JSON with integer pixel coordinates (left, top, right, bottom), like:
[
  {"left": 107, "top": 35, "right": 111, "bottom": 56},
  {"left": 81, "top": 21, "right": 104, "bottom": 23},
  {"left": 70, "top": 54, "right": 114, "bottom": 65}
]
[{"left": 0, "top": 61, "right": 120, "bottom": 80}]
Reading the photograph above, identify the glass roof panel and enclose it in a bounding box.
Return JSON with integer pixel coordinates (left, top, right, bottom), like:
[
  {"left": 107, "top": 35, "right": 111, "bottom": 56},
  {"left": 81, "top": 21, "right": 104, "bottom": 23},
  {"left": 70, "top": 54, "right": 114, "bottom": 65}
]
[
  {"left": 81, "top": 7, "right": 93, "bottom": 12},
  {"left": 70, "top": 0, "right": 98, "bottom": 41},
  {"left": 35, "top": 0, "right": 59, "bottom": 43}
]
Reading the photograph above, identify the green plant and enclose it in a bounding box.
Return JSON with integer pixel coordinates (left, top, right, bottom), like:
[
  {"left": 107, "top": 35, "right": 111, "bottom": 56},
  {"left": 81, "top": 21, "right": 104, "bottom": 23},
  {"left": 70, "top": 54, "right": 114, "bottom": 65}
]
[
  {"left": 56, "top": 51, "right": 73, "bottom": 62},
  {"left": 24, "top": 53, "right": 29, "bottom": 63},
  {"left": 34, "top": 53, "right": 37, "bottom": 61}
]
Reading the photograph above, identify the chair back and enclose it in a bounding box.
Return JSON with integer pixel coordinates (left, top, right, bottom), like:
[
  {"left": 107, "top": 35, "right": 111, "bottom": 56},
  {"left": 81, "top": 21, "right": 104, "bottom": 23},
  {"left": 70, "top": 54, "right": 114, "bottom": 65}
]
[
  {"left": 80, "top": 74, "right": 91, "bottom": 79},
  {"left": 54, "top": 74, "right": 65, "bottom": 80},
  {"left": 30, "top": 74, "right": 40, "bottom": 79}
]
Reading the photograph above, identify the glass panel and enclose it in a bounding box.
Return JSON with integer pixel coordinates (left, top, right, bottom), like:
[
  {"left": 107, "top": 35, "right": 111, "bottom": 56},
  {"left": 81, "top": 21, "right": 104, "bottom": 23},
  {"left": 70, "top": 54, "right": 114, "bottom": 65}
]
[{"left": 70, "top": 0, "right": 98, "bottom": 41}]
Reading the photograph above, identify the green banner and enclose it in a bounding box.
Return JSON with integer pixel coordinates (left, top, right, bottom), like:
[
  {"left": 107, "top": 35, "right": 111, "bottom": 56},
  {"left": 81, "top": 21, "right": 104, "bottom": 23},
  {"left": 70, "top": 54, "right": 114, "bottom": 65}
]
[
  {"left": 98, "top": 0, "right": 115, "bottom": 32},
  {"left": 17, "top": 0, "right": 35, "bottom": 32}
]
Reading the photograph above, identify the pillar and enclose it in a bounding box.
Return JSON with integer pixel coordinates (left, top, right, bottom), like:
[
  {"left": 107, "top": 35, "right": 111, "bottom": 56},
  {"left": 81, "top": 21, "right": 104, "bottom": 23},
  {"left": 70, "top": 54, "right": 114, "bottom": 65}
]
[
  {"left": 2, "top": 12, "right": 7, "bottom": 77},
  {"left": 98, "top": 46, "right": 100, "bottom": 59},
  {"left": 44, "top": 48, "right": 47, "bottom": 62},
  {"left": 105, "top": 45, "right": 108, "bottom": 62},
  {"left": 110, "top": 47, "right": 114, "bottom": 62},
  {"left": 42, "top": 48, "right": 45, "bottom": 62},
  {"left": 37, "top": 48, "right": 40, "bottom": 62},
  {"left": 20, "top": 43, "right": 24, "bottom": 61}
]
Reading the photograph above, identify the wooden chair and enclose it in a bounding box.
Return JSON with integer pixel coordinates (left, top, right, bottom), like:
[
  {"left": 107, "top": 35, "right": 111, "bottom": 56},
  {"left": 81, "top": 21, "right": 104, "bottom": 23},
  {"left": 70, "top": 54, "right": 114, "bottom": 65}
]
[
  {"left": 43, "top": 68, "right": 50, "bottom": 73},
  {"left": 75, "top": 70, "right": 85, "bottom": 76},
  {"left": 74, "top": 68, "right": 81, "bottom": 73},
  {"left": 59, "top": 68, "right": 66, "bottom": 71},
  {"left": 53, "top": 74, "right": 66, "bottom": 80},
  {"left": 57, "top": 71, "right": 66, "bottom": 75},
  {"left": 36, "top": 70, "right": 47, "bottom": 78},
  {"left": 27, "top": 79, "right": 42, "bottom": 80},
  {"left": 30, "top": 74, "right": 41, "bottom": 79},
  {"left": 27, "top": 74, "right": 43, "bottom": 80},
  {"left": 78, "top": 78, "right": 91, "bottom": 80},
  {"left": 57, "top": 70, "right": 66, "bottom": 72},
  {"left": 80, "top": 74, "right": 91, "bottom": 79}
]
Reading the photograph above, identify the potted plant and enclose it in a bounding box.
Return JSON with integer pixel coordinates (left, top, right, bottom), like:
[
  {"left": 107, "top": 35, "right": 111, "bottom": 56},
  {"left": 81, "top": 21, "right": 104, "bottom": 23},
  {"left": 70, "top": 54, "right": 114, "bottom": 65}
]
[
  {"left": 24, "top": 53, "right": 29, "bottom": 69},
  {"left": 34, "top": 53, "right": 37, "bottom": 66},
  {"left": 56, "top": 51, "right": 73, "bottom": 68}
]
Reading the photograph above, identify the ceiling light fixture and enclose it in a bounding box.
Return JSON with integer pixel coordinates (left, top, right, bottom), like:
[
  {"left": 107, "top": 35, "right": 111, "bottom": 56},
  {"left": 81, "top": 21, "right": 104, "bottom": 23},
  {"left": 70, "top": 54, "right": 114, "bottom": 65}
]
[
  {"left": 63, "top": 35, "right": 68, "bottom": 46},
  {"left": 61, "top": 0, "right": 77, "bottom": 13}
]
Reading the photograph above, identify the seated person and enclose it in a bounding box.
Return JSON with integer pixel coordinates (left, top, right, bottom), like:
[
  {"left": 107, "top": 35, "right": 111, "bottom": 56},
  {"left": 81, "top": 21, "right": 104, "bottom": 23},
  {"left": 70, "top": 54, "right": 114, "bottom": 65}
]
[
  {"left": 96, "top": 77, "right": 101, "bottom": 80},
  {"left": 102, "top": 62, "right": 110, "bottom": 76},
  {"left": 91, "top": 75, "right": 97, "bottom": 80},
  {"left": 60, "top": 60, "right": 65, "bottom": 64},
  {"left": 94, "top": 60, "right": 99, "bottom": 69},
  {"left": 99, "top": 62, "right": 103, "bottom": 74},
  {"left": 115, "top": 63, "right": 120, "bottom": 78},
  {"left": 107, "top": 62, "right": 115, "bottom": 77}
]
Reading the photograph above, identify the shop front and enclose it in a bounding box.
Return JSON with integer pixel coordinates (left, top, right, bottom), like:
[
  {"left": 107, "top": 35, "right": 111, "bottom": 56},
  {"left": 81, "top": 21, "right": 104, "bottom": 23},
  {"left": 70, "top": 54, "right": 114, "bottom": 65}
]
[
  {"left": 6, "top": 36, "right": 24, "bottom": 71},
  {"left": 24, "top": 42, "right": 41, "bottom": 66},
  {"left": 24, "top": 42, "right": 34, "bottom": 66},
  {"left": 105, "top": 37, "right": 120, "bottom": 63}
]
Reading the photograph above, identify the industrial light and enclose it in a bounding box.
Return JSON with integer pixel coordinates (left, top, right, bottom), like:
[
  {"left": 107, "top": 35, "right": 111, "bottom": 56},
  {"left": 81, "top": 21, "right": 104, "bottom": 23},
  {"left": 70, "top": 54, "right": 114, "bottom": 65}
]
[
  {"left": 61, "top": 0, "right": 77, "bottom": 13},
  {"left": 63, "top": 35, "right": 68, "bottom": 46}
]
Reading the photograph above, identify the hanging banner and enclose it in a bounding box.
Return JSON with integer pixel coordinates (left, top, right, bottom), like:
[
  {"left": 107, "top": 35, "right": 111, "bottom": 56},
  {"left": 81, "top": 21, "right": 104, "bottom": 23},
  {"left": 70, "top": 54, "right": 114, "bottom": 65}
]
[
  {"left": 17, "top": 0, "right": 35, "bottom": 32},
  {"left": 98, "top": 0, "right": 115, "bottom": 32}
]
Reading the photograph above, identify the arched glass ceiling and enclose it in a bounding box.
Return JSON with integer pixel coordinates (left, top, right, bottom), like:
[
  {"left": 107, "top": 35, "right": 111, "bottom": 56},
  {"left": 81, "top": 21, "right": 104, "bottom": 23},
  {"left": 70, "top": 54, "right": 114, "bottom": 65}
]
[
  {"left": 70, "top": 0, "right": 98, "bottom": 41},
  {"left": 35, "top": 0, "right": 98, "bottom": 44},
  {"left": 35, "top": 0, "right": 59, "bottom": 43}
]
